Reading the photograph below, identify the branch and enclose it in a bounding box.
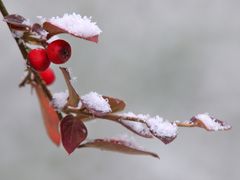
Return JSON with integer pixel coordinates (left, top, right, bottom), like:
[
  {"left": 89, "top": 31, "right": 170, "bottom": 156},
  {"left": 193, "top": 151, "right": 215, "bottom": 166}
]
[{"left": 0, "top": 0, "right": 52, "bottom": 100}]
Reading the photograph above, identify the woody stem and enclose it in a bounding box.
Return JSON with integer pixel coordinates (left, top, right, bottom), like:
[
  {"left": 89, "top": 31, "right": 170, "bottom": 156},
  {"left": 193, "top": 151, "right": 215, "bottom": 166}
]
[{"left": 0, "top": 0, "right": 53, "bottom": 100}]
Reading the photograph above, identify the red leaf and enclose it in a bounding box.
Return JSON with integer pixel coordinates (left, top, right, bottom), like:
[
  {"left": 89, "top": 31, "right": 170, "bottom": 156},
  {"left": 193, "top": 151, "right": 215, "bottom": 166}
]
[
  {"left": 79, "top": 138, "right": 159, "bottom": 159},
  {"left": 35, "top": 85, "right": 61, "bottom": 146},
  {"left": 60, "top": 115, "right": 88, "bottom": 154},
  {"left": 102, "top": 96, "right": 126, "bottom": 113},
  {"left": 43, "top": 22, "right": 99, "bottom": 43}
]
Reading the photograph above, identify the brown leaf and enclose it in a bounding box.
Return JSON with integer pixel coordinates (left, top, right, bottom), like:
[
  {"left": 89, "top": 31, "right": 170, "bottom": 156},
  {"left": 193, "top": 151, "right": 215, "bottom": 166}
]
[
  {"left": 60, "top": 67, "right": 80, "bottom": 107},
  {"left": 102, "top": 96, "right": 126, "bottom": 113},
  {"left": 43, "top": 22, "right": 99, "bottom": 43},
  {"left": 34, "top": 85, "right": 61, "bottom": 146},
  {"left": 60, "top": 115, "right": 88, "bottom": 154},
  {"left": 80, "top": 92, "right": 112, "bottom": 117},
  {"left": 145, "top": 117, "right": 178, "bottom": 144},
  {"left": 31, "top": 23, "right": 46, "bottom": 36},
  {"left": 81, "top": 102, "right": 109, "bottom": 117},
  {"left": 79, "top": 138, "right": 159, "bottom": 159},
  {"left": 119, "top": 120, "right": 153, "bottom": 138},
  {"left": 190, "top": 113, "right": 232, "bottom": 131},
  {"left": 3, "top": 14, "right": 30, "bottom": 30},
  {"left": 156, "top": 136, "right": 177, "bottom": 144}
]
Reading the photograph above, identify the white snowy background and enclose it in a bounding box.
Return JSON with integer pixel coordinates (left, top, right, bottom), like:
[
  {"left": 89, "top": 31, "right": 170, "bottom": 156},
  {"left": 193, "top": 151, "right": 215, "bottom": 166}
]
[{"left": 0, "top": 0, "right": 239, "bottom": 180}]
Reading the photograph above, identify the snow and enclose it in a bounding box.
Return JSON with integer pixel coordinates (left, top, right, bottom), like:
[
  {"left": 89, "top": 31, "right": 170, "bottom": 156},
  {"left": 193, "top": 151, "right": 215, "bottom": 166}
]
[
  {"left": 22, "top": 19, "right": 31, "bottom": 26},
  {"left": 11, "top": 30, "right": 24, "bottom": 38},
  {"left": 121, "top": 112, "right": 178, "bottom": 137},
  {"left": 44, "top": 13, "right": 102, "bottom": 38},
  {"left": 122, "top": 112, "right": 150, "bottom": 121},
  {"left": 46, "top": 35, "right": 60, "bottom": 43},
  {"left": 120, "top": 120, "right": 152, "bottom": 136},
  {"left": 81, "top": 92, "right": 111, "bottom": 113},
  {"left": 195, "top": 113, "right": 230, "bottom": 131},
  {"left": 120, "top": 112, "right": 151, "bottom": 136},
  {"left": 145, "top": 116, "right": 178, "bottom": 137},
  {"left": 36, "top": 16, "right": 46, "bottom": 24},
  {"left": 77, "top": 100, "right": 82, "bottom": 109},
  {"left": 52, "top": 90, "right": 69, "bottom": 110},
  {"left": 35, "top": 29, "right": 48, "bottom": 37}
]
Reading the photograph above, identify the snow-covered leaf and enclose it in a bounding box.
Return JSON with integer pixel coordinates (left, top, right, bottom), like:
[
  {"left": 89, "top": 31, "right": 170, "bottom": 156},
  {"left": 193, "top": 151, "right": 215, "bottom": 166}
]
[
  {"left": 35, "top": 85, "right": 61, "bottom": 146},
  {"left": 81, "top": 92, "right": 112, "bottom": 116},
  {"left": 118, "top": 112, "right": 152, "bottom": 138},
  {"left": 145, "top": 116, "right": 178, "bottom": 144},
  {"left": 60, "top": 67, "right": 80, "bottom": 107},
  {"left": 119, "top": 120, "right": 153, "bottom": 138},
  {"left": 79, "top": 138, "right": 159, "bottom": 159},
  {"left": 42, "top": 13, "right": 102, "bottom": 43},
  {"left": 102, "top": 96, "right": 125, "bottom": 113},
  {"left": 3, "top": 14, "right": 30, "bottom": 30},
  {"left": 60, "top": 115, "right": 88, "bottom": 154},
  {"left": 191, "top": 113, "right": 231, "bottom": 131}
]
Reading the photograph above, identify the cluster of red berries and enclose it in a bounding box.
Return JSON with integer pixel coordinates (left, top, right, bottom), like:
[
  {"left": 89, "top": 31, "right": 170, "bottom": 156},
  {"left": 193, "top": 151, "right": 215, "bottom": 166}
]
[{"left": 27, "top": 39, "right": 71, "bottom": 85}]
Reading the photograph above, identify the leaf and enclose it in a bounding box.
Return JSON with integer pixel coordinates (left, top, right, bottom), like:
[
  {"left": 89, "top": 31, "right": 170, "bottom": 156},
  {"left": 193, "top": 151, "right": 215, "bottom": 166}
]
[
  {"left": 60, "top": 67, "right": 80, "bottom": 107},
  {"left": 102, "top": 96, "right": 126, "bottom": 113},
  {"left": 145, "top": 116, "right": 178, "bottom": 144},
  {"left": 31, "top": 23, "right": 46, "bottom": 36},
  {"left": 43, "top": 22, "right": 99, "bottom": 43},
  {"left": 3, "top": 14, "right": 30, "bottom": 30},
  {"left": 119, "top": 120, "right": 153, "bottom": 138},
  {"left": 190, "top": 113, "right": 231, "bottom": 131},
  {"left": 79, "top": 138, "right": 159, "bottom": 159},
  {"left": 34, "top": 85, "right": 61, "bottom": 146},
  {"left": 60, "top": 115, "right": 88, "bottom": 154},
  {"left": 155, "top": 135, "right": 177, "bottom": 144},
  {"left": 81, "top": 92, "right": 112, "bottom": 117}
]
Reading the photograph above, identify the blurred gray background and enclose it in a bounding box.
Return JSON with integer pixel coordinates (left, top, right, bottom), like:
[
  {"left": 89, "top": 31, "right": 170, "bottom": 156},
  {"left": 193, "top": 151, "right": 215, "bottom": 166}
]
[{"left": 0, "top": 0, "right": 239, "bottom": 180}]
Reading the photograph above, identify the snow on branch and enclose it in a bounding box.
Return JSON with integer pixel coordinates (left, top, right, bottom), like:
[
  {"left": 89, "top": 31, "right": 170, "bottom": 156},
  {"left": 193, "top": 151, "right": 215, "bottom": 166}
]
[
  {"left": 34, "top": 65, "right": 232, "bottom": 155},
  {"left": 120, "top": 112, "right": 177, "bottom": 144}
]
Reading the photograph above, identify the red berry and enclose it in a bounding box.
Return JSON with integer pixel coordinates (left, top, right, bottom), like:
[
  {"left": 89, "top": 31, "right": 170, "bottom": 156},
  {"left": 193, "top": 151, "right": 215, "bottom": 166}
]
[
  {"left": 28, "top": 49, "right": 50, "bottom": 71},
  {"left": 47, "top": 39, "right": 71, "bottom": 64},
  {"left": 39, "top": 68, "right": 55, "bottom": 85}
]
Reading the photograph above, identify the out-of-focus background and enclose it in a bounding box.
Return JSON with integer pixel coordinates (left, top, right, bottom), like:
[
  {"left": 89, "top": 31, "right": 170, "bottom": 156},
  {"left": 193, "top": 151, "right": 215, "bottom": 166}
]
[{"left": 0, "top": 0, "right": 239, "bottom": 180}]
